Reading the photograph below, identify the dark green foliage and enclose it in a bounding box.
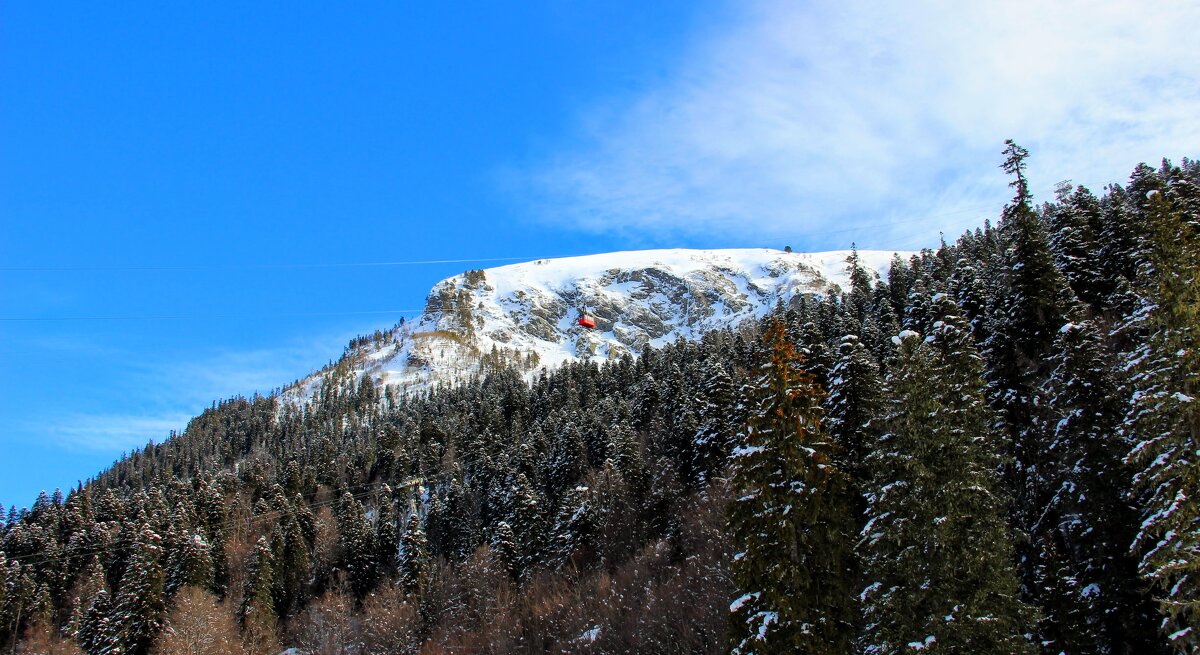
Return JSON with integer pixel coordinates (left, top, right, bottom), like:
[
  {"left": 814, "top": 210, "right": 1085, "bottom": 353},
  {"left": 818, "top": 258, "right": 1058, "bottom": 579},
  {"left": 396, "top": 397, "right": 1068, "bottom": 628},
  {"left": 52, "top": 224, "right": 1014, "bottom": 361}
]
[
  {"left": 1035, "top": 320, "right": 1164, "bottom": 654},
  {"left": 113, "top": 524, "right": 165, "bottom": 655},
  {"left": 375, "top": 488, "right": 400, "bottom": 579},
  {"left": 1046, "top": 183, "right": 1109, "bottom": 312},
  {"left": 490, "top": 521, "right": 519, "bottom": 582},
  {"left": 983, "top": 143, "right": 1083, "bottom": 621},
  {"left": 728, "top": 321, "right": 856, "bottom": 655},
  {"left": 399, "top": 513, "right": 428, "bottom": 596},
  {"left": 165, "top": 531, "right": 213, "bottom": 596},
  {"left": 695, "top": 357, "right": 739, "bottom": 484},
  {"left": 860, "top": 299, "right": 1033, "bottom": 654},
  {"left": 336, "top": 492, "right": 378, "bottom": 599},
  {"left": 1123, "top": 165, "right": 1200, "bottom": 650},
  {"left": 240, "top": 536, "right": 276, "bottom": 628},
  {"left": 825, "top": 334, "right": 883, "bottom": 486},
  {"left": 77, "top": 589, "right": 117, "bottom": 655}
]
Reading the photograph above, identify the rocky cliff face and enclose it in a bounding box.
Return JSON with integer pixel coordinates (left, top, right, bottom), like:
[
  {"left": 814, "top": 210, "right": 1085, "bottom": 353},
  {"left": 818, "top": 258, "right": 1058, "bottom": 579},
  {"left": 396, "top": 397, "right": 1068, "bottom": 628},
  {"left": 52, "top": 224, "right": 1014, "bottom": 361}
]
[{"left": 284, "top": 248, "right": 904, "bottom": 402}]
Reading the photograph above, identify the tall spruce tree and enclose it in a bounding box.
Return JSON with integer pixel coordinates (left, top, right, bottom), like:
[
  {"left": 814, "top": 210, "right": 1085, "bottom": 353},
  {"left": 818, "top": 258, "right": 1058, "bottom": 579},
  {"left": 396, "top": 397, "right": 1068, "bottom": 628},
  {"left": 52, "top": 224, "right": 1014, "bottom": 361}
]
[
  {"left": 1035, "top": 320, "right": 1164, "bottom": 654},
  {"left": 490, "top": 521, "right": 520, "bottom": 583},
  {"left": 113, "top": 524, "right": 165, "bottom": 655},
  {"left": 727, "top": 320, "right": 856, "bottom": 655},
  {"left": 825, "top": 334, "right": 883, "bottom": 487},
  {"left": 239, "top": 536, "right": 278, "bottom": 654},
  {"left": 165, "top": 531, "right": 213, "bottom": 597},
  {"left": 860, "top": 298, "right": 1033, "bottom": 654},
  {"left": 1123, "top": 173, "right": 1200, "bottom": 650},
  {"left": 77, "top": 589, "right": 118, "bottom": 655},
  {"left": 399, "top": 512, "right": 428, "bottom": 596},
  {"left": 983, "top": 141, "right": 1079, "bottom": 615},
  {"left": 695, "top": 357, "right": 739, "bottom": 483},
  {"left": 336, "top": 492, "right": 378, "bottom": 599},
  {"left": 1046, "top": 183, "right": 1108, "bottom": 312}
]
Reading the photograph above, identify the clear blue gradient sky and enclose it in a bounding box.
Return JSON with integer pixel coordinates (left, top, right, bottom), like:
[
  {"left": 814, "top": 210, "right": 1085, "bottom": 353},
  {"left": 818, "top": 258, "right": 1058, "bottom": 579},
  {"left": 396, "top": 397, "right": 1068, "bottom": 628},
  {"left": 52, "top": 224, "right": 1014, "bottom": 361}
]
[{"left": 3, "top": 1, "right": 1197, "bottom": 510}]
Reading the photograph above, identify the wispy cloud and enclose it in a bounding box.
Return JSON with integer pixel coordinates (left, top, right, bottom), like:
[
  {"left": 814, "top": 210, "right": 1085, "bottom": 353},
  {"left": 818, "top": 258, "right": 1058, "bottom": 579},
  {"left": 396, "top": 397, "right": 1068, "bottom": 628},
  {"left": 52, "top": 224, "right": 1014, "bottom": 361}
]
[
  {"left": 40, "top": 413, "right": 196, "bottom": 452},
  {"left": 521, "top": 0, "right": 1200, "bottom": 249},
  {"left": 27, "top": 332, "right": 354, "bottom": 453}
]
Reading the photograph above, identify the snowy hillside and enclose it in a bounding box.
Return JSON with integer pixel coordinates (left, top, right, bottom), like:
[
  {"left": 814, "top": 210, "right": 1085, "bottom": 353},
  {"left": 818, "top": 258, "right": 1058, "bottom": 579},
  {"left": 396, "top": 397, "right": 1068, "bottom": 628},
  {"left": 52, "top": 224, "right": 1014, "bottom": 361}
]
[{"left": 284, "top": 248, "right": 905, "bottom": 402}]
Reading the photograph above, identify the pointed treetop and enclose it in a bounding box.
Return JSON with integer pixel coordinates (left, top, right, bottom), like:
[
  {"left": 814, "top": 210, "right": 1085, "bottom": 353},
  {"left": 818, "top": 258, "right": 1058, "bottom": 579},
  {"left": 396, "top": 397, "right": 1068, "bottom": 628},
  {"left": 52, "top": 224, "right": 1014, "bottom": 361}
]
[{"left": 1002, "top": 139, "right": 1032, "bottom": 208}]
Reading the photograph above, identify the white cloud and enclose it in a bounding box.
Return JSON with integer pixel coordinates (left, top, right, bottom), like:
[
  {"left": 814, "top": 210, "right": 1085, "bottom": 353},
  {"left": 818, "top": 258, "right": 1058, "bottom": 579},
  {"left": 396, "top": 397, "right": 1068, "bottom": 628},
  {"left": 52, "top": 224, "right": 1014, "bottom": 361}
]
[
  {"left": 31, "top": 332, "right": 354, "bottom": 453},
  {"left": 524, "top": 0, "right": 1200, "bottom": 249},
  {"left": 40, "top": 413, "right": 196, "bottom": 452}
]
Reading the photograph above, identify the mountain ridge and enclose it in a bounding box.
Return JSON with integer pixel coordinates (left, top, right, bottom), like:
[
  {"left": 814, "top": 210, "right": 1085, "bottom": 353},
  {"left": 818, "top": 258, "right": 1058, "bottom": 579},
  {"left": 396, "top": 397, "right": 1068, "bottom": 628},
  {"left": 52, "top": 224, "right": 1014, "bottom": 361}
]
[{"left": 284, "top": 247, "right": 907, "bottom": 403}]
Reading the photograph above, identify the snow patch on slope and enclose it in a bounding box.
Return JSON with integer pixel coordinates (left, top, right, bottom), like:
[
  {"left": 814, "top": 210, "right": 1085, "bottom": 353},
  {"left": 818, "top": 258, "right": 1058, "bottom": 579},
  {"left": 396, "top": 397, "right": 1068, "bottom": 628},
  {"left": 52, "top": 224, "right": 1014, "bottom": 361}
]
[{"left": 283, "top": 248, "right": 904, "bottom": 404}]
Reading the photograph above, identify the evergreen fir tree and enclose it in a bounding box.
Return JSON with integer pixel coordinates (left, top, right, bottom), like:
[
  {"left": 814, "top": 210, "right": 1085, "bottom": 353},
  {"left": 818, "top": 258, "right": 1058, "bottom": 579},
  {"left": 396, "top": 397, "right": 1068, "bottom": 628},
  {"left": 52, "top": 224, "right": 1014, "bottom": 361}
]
[
  {"left": 1096, "top": 185, "right": 1144, "bottom": 313},
  {"left": 549, "top": 484, "right": 595, "bottom": 569},
  {"left": 983, "top": 141, "right": 1080, "bottom": 614},
  {"left": 695, "top": 358, "right": 739, "bottom": 484},
  {"left": 1034, "top": 320, "right": 1164, "bottom": 654},
  {"left": 273, "top": 495, "right": 315, "bottom": 616},
  {"left": 67, "top": 555, "right": 107, "bottom": 642},
  {"left": 77, "top": 589, "right": 118, "bottom": 655},
  {"left": 846, "top": 246, "right": 876, "bottom": 331},
  {"left": 165, "top": 531, "right": 213, "bottom": 597},
  {"left": 490, "top": 521, "right": 520, "bottom": 583},
  {"left": 860, "top": 300, "right": 1033, "bottom": 654},
  {"left": 375, "top": 489, "right": 400, "bottom": 579},
  {"left": 336, "top": 492, "right": 378, "bottom": 599},
  {"left": 548, "top": 421, "right": 587, "bottom": 499},
  {"left": 1123, "top": 174, "right": 1200, "bottom": 650},
  {"left": 239, "top": 537, "right": 277, "bottom": 655},
  {"left": 505, "top": 473, "right": 546, "bottom": 576},
  {"left": 1046, "top": 183, "right": 1108, "bottom": 312},
  {"left": 398, "top": 512, "right": 428, "bottom": 596},
  {"left": 727, "top": 320, "right": 856, "bottom": 655},
  {"left": 113, "top": 524, "right": 165, "bottom": 655},
  {"left": 825, "top": 334, "right": 883, "bottom": 486}
]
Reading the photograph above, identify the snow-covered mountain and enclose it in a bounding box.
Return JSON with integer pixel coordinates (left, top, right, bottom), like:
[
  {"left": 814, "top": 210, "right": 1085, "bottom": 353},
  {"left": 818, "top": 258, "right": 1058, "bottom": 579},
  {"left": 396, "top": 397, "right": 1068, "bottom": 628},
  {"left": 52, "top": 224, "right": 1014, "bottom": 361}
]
[{"left": 284, "top": 248, "right": 905, "bottom": 403}]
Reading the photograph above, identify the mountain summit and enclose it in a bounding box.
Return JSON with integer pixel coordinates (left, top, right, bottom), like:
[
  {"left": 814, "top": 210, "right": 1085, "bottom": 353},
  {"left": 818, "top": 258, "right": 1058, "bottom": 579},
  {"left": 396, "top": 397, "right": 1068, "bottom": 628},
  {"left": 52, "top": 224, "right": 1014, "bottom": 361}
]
[{"left": 287, "top": 248, "right": 904, "bottom": 401}]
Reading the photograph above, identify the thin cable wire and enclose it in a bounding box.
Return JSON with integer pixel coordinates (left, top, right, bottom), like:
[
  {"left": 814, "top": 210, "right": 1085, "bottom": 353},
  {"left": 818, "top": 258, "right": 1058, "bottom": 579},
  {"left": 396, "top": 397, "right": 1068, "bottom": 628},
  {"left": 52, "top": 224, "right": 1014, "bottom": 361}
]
[
  {"left": 0, "top": 255, "right": 549, "bottom": 273},
  {"left": 0, "top": 201, "right": 1017, "bottom": 275},
  {"left": 0, "top": 309, "right": 429, "bottom": 322}
]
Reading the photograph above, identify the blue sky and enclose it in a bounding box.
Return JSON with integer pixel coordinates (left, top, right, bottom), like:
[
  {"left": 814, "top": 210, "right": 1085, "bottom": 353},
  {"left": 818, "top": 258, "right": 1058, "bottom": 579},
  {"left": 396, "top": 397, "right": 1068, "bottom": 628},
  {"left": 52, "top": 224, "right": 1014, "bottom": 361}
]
[{"left": 2, "top": 1, "right": 1198, "bottom": 510}]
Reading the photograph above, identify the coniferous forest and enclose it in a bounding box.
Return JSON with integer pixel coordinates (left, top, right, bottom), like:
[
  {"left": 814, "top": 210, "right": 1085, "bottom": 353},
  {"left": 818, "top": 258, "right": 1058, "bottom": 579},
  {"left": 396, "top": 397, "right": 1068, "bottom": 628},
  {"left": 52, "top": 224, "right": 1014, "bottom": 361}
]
[{"left": 1, "top": 146, "right": 1198, "bottom": 654}]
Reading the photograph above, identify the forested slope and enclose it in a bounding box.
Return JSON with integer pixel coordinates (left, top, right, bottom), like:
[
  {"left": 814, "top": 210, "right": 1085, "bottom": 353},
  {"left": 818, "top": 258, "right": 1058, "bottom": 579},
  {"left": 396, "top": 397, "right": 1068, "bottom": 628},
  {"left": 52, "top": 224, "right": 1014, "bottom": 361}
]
[{"left": 1, "top": 148, "right": 1197, "bottom": 654}]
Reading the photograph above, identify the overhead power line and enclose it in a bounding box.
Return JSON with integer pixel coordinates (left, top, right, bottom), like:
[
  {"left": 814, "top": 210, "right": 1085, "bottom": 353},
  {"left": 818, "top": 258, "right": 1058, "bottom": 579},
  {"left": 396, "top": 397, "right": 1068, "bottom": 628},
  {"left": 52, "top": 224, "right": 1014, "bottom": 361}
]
[
  {"left": 0, "top": 309, "right": 429, "bottom": 323},
  {"left": 1, "top": 203, "right": 1012, "bottom": 275},
  {"left": 0, "top": 206, "right": 1016, "bottom": 323},
  {"left": 0, "top": 255, "right": 547, "bottom": 273}
]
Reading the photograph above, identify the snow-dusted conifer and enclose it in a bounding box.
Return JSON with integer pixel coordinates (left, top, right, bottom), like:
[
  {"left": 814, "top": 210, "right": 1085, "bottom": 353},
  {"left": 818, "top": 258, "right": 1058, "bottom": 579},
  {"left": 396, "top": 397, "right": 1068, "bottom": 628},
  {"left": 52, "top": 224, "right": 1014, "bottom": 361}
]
[
  {"left": 165, "top": 530, "right": 212, "bottom": 596},
  {"left": 113, "top": 523, "right": 165, "bottom": 655},
  {"left": 825, "top": 334, "right": 882, "bottom": 486},
  {"left": 336, "top": 492, "right": 377, "bottom": 599},
  {"left": 77, "top": 588, "right": 118, "bottom": 655},
  {"left": 727, "top": 320, "right": 856, "bottom": 655},
  {"left": 490, "top": 521, "right": 520, "bottom": 582},
  {"left": 982, "top": 142, "right": 1079, "bottom": 612},
  {"left": 1033, "top": 320, "right": 1164, "bottom": 653},
  {"left": 1123, "top": 172, "right": 1200, "bottom": 650},
  {"left": 1046, "top": 183, "right": 1108, "bottom": 312},
  {"left": 505, "top": 473, "right": 546, "bottom": 576},
  {"left": 375, "top": 489, "right": 400, "bottom": 578},
  {"left": 549, "top": 421, "right": 587, "bottom": 498},
  {"left": 860, "top": 299, "right": 1033, "bottom": 654},
  {"left": 239, "top": 536, "right": 278, "bottom": 655},
  {"left": 695, "top": 358, "right": 739, "bottom": 483},
  {"left": 398, "top": 512, "right": 428, "bottom": 596}
]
